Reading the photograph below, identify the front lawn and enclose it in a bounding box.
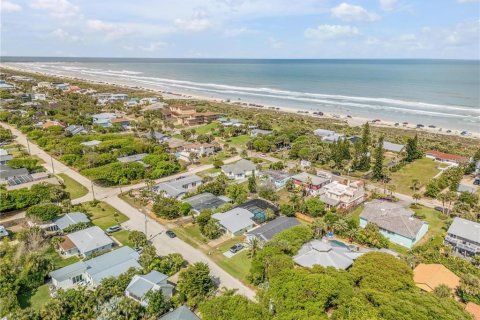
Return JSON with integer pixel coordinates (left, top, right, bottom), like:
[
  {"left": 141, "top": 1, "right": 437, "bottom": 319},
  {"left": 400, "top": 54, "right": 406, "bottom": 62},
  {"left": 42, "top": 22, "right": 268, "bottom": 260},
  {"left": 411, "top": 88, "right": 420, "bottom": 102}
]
[
  {"left": 18, "top": 284, "right": 50, "bottom": 310},
  {"left": 45, "top": 246, "right": 80, "bottom": 269},
  {"left": 226, "top": 135, "right": 251, "bottom": 146},
  {"left": 210, "top": 237, "right": 252, "bottom": 283},
  {"left": 194, "top": 122, "right": 219, "bottom": 134},
  {"left": 57, "top": 173, "right": 88, "bottom": 199},
  {"left": 112, "top": 230, "right": 134, "bottom": 247},
  {"left": 388, "top": 158, "right": 440, "bottom": 195},
  {"left": 173, "top": 223, "right": 208, "bottom": 248},
  {"left": 83, "top": 201, "right": 129, "bottom": 230}
]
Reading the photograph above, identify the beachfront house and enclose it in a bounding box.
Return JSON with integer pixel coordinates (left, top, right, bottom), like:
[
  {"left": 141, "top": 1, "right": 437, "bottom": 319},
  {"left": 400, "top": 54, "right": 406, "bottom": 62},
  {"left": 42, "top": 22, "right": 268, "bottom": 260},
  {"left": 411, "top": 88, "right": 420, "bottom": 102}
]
[
  {"left": 58, "top": 226, "right": 114, "bottom": 257},
  {"left": 31, "top": 93, "right": 47, "bottom": 101},
  {"left": 319, "top": 180, "right": 366, "bottom": 211},
  {"left": 0, "top": 80, "right": 15, "bottom": 91},
  {"left": 182, "top": 192, "right": 230, "bottom": 215},
  {"left": 313, "top": 128, "right": 344, "bottom": 142},
  {"left": 49, "top": 246, "right": 141, "bottom": 290},
  {"left": 413, "top": 264, "right": 460, "bottom": 293},
  {"left": 425, "top": 150, "right": 469, "bottom": 167},
  {"left": 383, "top": 141, "right": 405, "bottom": 153},
  {"left": 212, "top": 208, "right": 256, "bottom": 236},
  {"left": 261, "top": 169, "right": 293, "bottom": 189},
  {"left": 170, "top": 105, "right": 219, "bottom": 126},
  {"left": 246, "top": 216, "right": 300, "bottom": 242},
  {"left": 153, "top": 175, "right": 203, "bottom": 199},
  {"left": 221, "top": 159, "right": 257, "bottom": 180},
  {"left": 444, "top": 217, "right": 480, "bottom": 257},
  {"left": 291, "top": 172, "right": 331, "bottom": 196},
  {"left": 218, "top": 117, "right": 243, "bottom": 127},
  {"left": 360, "top": 200, "right": 429, "bottom": 248},
  {"left": 125, "top": 270, "right": 174, "bottom": 306}
]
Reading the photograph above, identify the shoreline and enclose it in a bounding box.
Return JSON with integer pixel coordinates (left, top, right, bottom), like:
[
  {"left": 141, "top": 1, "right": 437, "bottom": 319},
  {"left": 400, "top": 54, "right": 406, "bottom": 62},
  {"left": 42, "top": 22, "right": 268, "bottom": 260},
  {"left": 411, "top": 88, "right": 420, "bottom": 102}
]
[{"left": 3, "top": 64, "right": 479, "bottom": 139}]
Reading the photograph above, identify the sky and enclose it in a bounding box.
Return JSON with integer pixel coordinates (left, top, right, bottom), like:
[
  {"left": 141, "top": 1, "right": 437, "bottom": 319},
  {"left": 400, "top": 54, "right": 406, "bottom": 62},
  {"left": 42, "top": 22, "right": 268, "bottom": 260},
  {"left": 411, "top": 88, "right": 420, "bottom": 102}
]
[{"left": 0, "top": 0, "right": 479, "bottom": 59}]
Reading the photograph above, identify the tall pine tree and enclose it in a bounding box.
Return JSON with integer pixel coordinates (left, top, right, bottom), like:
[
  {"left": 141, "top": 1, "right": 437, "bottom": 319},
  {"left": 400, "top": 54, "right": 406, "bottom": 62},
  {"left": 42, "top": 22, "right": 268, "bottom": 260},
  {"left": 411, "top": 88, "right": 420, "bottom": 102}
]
[
  {"left": 372, "top": 136, "right": 385, "bottom": 180},
  {"left": 405, "top": 134, "right": 422, "bottom": 162},
  {"left": 358, "top": 122, "right": 371, "bottom": 171}
]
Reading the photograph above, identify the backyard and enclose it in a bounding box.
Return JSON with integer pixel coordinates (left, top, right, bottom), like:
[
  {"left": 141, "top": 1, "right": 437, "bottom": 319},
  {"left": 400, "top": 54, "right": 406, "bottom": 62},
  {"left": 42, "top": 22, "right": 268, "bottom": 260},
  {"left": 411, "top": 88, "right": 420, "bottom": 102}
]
[
  {"left": 388, "top": 158, "right": 441, "bottom": 195},
  {"left": 412, "top": 205, "right": 448, "bottom": 246},
  {"left": 18, "top": 284, "right": 50, "bottom": 310},
  {"left": 57, "top": 173, "right": 89, "bottom": 199},
  {"left": 83, "top": 201, "right": 129, "bottom": 230}
]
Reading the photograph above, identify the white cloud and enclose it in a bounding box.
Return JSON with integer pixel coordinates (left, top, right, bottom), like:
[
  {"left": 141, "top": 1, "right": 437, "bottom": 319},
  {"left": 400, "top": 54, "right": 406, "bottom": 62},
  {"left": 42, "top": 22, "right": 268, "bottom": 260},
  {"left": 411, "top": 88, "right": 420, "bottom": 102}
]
[
  {"left": 223, "top": 27, "right": 249, "bottom": 37},
  {"left": 1, "top": 0, "right": 22, "bottom": 12},
  {"left": 174, "top": 10, "right": 213, "bottom": 32},
  {"left": 331, "top": 3, "right": 380, "bottom": 22},
  {"left": 305, "top": 24, "right": 360, "bottom": 40},
  {"left": 86, "top": 19, "right": 133, "bottom": 41},
  {"left": 51, "top": 28, "right": 80, "bottom": 42},
  {"left": 139, "top": 41, "right": 168, "bottom": 52},
  {"left": 379, "top": 0, "right": 398, "bottom": 11},
  {"left": 267, "top": 37, "right": 284, "bottom": 49},
  {"left": 30, "top": 0, "right": 80, "bottom": 19}
]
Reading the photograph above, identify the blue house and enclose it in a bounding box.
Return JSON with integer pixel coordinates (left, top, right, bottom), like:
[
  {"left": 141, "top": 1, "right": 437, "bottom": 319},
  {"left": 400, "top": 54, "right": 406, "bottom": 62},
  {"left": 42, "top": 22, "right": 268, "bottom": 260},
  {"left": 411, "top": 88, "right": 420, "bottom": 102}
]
[{"left": 359, "top": 200, "right": 428, "bottom": 248}]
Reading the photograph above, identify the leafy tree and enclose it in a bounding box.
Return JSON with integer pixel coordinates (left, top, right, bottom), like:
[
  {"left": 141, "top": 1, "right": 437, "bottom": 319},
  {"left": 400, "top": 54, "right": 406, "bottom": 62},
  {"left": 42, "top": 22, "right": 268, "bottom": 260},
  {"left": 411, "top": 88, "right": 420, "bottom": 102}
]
[
  {"left": 62, "top": 221, "right": 92, "bottom": 233},
  {"left": 177, "top": 262, "right": 216, "bottom": 307},
  {"left": 258, "top": 183, "right": 279, "bottom": 202},
  {"left": 199, "top": 294, "right": 268, "bottom": 320},
  {"left": 152, "top": 196, "right": 182, "bottom": 219},
  {"left": 248, "top": 172, "right": 257, "bottom": 193},
  {"left": 269, "top": 161, "right": 285, "bottom": 170},
  {"left": 303, "top": 197, "right": 325, "bottom": 217},
  {"left": 202, "top": 219, "right": 223, "bottom": 239},
  {"left": 279, "top": 204, "right": 295, "bottom": 217},
  {"left": 8, "top": 157, "right": 40, "bottom": 172},
  {"left": 145, "top": 289, "right": 171, "bottom": 318},
  {"left": 128, "top": 230, "right": 148, "bottom": 247},
  {"left": 26, "top": 203, "right": 62, "bottom": 221},
  {"left": 354, "top": 223, "right": 389, "bottom": 248},
  {"left": 405, "top": 134, "right": 422, "bottom": 162},
  {"left": 433, "top": 284, "right": 452, "bottom": 299},
  {"left": 372, "top": 136, "right": 385, "bottom": 180},
  {"left": 226, "top": 184, "right": 247, "bottom": 204},
  {"left": 272, "top": 225, "right": 314, "bottom": 253}
]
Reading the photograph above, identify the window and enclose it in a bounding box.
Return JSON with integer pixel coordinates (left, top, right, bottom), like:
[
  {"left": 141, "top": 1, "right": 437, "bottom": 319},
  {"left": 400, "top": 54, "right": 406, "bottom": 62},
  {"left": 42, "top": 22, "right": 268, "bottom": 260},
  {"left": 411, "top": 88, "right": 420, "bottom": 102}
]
[{"left": 72, "top": 274, "right": 83, "bottom": 284}]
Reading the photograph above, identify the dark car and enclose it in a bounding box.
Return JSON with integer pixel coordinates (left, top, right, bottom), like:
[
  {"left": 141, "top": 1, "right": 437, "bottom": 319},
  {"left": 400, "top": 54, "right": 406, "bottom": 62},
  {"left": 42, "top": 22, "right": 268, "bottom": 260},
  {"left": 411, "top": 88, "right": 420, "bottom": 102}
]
[
  {"left": 229, "top": 243, "right": 244, "bottom": 253},
  {"left": 135, "top": 246, "right": 143, "bottom": 254},
  {"left": 166, "top": 230, "right": 176, "bottom": 238},
  {"left": 106, "top": 225, "right": 121, "bottom": 234},
  {"left": 331, "top": 171, "right": 341, "bottom": 176}
]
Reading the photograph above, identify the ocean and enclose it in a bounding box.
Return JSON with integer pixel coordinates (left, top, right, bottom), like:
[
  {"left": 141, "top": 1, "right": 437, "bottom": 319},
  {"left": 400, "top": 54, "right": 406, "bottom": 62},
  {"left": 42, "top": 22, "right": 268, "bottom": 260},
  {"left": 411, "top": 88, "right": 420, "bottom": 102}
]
[{"left": 2, "top": 57, "right": 479, "bottom": 132}]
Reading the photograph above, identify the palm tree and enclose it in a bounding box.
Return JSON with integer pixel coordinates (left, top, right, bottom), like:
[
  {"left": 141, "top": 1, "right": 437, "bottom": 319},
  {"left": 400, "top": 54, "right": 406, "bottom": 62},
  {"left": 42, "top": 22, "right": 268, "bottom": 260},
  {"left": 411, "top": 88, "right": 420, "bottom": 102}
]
[
  {"left": 313, "top": 218, "right": 328, "bottom": 238},
  {"left": 412, "top": 193, "right": 421, "bottom": 205},
  {"left": 437, "top": 193, "right": 447, "bottom": 214},
  {"left": 247, "top": 237, "right": 260, "bottom": 258},
  {"left": 386, "top": 184, "right": 396, "bottom": 196},
  {"left": 445, "top": 191, "right": 457, "bottom": 215},
  {"left": 411, "top": 179, "right": 420, "bottom": 192},
  {"left": 289, "top": 193, "right": 301, "bottom": 211}
]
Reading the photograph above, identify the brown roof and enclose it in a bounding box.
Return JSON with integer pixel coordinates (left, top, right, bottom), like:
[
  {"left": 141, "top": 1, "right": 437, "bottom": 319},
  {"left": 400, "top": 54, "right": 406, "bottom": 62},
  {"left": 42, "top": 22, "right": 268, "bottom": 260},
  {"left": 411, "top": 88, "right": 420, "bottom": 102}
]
[
  {"left": 466, "top": 302, "right": 480, "bottom": 320},
  {"left": 59, "top": 236, "right": 76, "bottom": 251},
  {"left": 413, "top": 263, "right": 460, "bottom": 292},
  {"left": 425, "top": 150, "right": 468, "bottom": 163}
]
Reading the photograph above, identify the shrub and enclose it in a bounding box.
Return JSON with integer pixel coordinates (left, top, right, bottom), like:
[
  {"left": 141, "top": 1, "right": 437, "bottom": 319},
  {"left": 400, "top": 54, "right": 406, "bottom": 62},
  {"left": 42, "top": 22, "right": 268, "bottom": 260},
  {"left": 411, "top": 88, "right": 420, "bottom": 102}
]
[{"left": 26, "top": 203, "right": 62, "bottom": 221}]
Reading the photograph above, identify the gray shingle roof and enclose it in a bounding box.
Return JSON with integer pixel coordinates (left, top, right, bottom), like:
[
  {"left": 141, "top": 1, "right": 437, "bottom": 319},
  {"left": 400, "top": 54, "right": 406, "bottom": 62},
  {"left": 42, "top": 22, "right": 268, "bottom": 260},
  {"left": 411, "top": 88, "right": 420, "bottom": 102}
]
[
  {"left": 447, "top": 217, "right": 480, "bottom": 244},
  {"left": 183, "top": 192, "right": 226, "bottom": 212},
  {"left": 361, "top": 200, "right": 426, "bottom": 239},
  {"left": 383, "top": 141, "right": 405, "bottom": 153},
  {"left": 221, "top": 159, "right": 256, "bottom": 175},
  {"left": 153, "top": 175, "right": 202, "bottom": 198},
  {"left": 212, "top": 208, "right": 255, "bottom": 234},
  {"left": 159, "top": 306, "right": 200, "bottom": 320},
  {"left": 66, "top": 226, "right": 113, "bottom": 254},
  {"left": 117, "top": 153, "right": 148, "bottom": 163},
  {"left": 53, "top": 212, "right": 90, "bottom": 231},
  {"left": 247, "top": 216, "right": 300, "bottom": 241}
]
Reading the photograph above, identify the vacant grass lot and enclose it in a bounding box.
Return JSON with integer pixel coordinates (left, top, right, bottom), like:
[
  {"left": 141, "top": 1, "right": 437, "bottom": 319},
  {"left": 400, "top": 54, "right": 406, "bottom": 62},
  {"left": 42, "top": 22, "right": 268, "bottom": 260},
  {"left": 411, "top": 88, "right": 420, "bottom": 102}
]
[
  {"left": 84, "top": 201, "right": 129, "bottom": 230},
  {"left": 388, "top": 158, "right": 440, "bottom": 195},
  {"left": 227, "top": 134, "right": 251, "bottom": 146},
  {"left": 194, "top": 122, "right": 219, "bottom": 134},
  {"left": 57, "top": 173, "right": 88, "bottom": 199}
]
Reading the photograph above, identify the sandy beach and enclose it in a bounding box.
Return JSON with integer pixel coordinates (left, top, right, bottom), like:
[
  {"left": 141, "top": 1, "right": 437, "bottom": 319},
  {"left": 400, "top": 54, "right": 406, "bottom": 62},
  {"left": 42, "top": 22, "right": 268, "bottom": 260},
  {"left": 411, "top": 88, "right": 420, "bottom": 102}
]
[{"left": 3, "top": 64, "right": 479, "bottom": 140}]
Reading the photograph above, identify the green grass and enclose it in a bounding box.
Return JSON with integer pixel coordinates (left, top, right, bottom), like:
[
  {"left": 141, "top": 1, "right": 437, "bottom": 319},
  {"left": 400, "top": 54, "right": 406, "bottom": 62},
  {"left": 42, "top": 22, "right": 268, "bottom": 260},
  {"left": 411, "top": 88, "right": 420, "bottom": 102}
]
[
  {"left": 388, "top": 158, "right": 440, "bottom": 195},
  {"left": 84, "top": 201, "right": 129, "bottom": 230},
  {"left": 18, "top": 284, "right": 50, "bottom": 310},
  {"left": 226, "top": 135, "right": 251, "bottom": 146},
  {"left": 45, "top": 246, "right": 80, "bottom": 269},
  {"left": 412, "top": 205, "right": 448, "bottom": 246},
  {"left": 194, "top": 122, "right": 219, "bottom": 134},
  {"left": 118, "top": 193, "right": 145, "bottom": 212},
  {"left": 348, "top": 205, "right": 364, "bottom": 224},
  {"left": 211, "top": 237, "right": 252, "bottom": 283},
  {"left": 199, "top": 151, "right": 228, "bottom": 165},
  {"left": 57, "top": 173, "right": 88, "bottom": 199},
  {"left": 112, "top": 230, "right": 134, "bottom": 247},
  {"left": 173, "top": 223, "right": 208, "bottom": 248}
]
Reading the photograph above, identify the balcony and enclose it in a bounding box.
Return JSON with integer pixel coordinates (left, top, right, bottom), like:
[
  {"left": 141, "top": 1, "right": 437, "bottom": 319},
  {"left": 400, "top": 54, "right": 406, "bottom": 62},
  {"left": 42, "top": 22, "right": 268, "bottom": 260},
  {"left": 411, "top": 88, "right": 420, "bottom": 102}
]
[{"left": 445, "top": 235, "right": 480, "bottom": 254}]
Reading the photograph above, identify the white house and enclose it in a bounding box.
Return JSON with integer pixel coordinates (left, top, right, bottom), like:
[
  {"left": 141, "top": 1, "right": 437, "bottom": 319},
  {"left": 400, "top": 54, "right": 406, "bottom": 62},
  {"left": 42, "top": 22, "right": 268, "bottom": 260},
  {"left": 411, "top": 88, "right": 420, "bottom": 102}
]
[
  {"left": 49, "top": 246, "right": 141, "bottom": 290},
  {"left": 31, "top": 93, "right": 47, "bottom": 101},
  {"left": 319, "top": 180, "right": 366, "bottom": 211},
  {"left": 125, "top": 270, "right": 174, "bottom": 306},
  {"left": 153, "top": 175, "right": 203, "bottom": 199},
  {"left": 221, "top": 159, "right": 256, "bottom": 180},
  {"left": 58, "top": 226, "right": 114, "bottom": 257},
  {"left": 212, "top": 208, "right": 256, "bottom": 236}
]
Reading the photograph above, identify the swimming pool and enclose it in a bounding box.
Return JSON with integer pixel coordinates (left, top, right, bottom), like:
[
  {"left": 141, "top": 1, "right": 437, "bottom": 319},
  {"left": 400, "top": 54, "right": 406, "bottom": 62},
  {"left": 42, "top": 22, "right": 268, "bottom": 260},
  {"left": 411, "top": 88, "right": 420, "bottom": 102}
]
[{"left": 329, "top": 239, "right": 356, "bottom": 250}]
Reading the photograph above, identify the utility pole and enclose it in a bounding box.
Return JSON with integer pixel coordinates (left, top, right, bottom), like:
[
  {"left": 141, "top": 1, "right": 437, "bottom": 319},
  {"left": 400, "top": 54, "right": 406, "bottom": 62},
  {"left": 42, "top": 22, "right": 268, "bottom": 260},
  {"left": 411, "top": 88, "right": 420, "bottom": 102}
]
[
  {"left": 91, "top": 181, "right": 96, "bottom": 200},
  {"left": 26, "top": 139, "right": 31, "bottom": 155},
  {"left": 50, "top": 155, "right": 55, "bottom": 174},
  {"left": 144, "top": 211, "right": 148, "bottom": 239}
]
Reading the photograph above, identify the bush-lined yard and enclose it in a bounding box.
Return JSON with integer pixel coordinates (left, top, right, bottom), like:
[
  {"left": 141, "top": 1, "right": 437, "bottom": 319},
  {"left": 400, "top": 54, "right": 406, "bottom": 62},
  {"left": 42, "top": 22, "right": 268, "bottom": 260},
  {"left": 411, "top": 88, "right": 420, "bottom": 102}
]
[
  {"left": 83, "top": 201, "right": 128, "bottom": 230},
  {"left": 388, "top": 158, "right": 440, "bottom": 195}
]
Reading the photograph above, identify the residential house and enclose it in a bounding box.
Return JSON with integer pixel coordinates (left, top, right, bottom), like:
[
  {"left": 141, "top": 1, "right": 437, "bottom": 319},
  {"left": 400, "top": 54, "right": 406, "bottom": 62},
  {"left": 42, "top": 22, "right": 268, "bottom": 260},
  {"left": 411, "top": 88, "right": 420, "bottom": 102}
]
[
  {"left": 239, "top": 198, "right": 279, "bottom": 223},
  {"left": 0, "top": 148, "right": 13, "bottom": 165},
  {"left": 65, "top": 85, "right": 81, "bottom": 93},
  {"left": 31, "top": 93, "right": 47, "bottom": 101},
  {"left": 319, "top": 180, "right": 366, "bottom": 211},
  {"left": 145, "top": 132, "right": 170, "bottom": 143},
  {"left": 66, "top": 125, "right": 87, "bottom": 136},
  {"left": 0, "top": 80, "right": 15, "bottom": 90},
  {"left": 80, "top": 140, "right": 102, "bottom": 147},
  {"left": 49, "top": 246, "right": 141, "bottom": 290},
  {"left": 413, "top": 263, "right": 460, "bottom": 293},
  {"left": 444, "top": 217, "right": 480, "bottom": 257},
  {"left": 153, "top": 175, "right": 203, "bottom": 199},
  {"left": 92, "top": 112, "right": 117, "bottom": 127},
  {"left": 125, "top": 98, "right": 139, "bottom": 107},
  {"left": 261, "top": 169, "right": 292, "bottom": 189},
  {"left": 167, "top": 138, "right": 189, "bottom": 149},
  {"left": 218, "top": 117, "right": 243, "bottom": 127},
  {"left": 53, "top": 83, "right": 70, "bottom": 91},
  {"left": 110, "top": 117, "right": 131, "bottom": 128},
  {"left": 36, "top": 81, "right": 53, "bottom": 89},
  {"left": 251, "top": 129, "right": 273, "bottom": 137},
  {"left": 0, "top": 226, "right": 9, "bottom": 238},
  {"left": 0, "top": 165, "right": 29, "bottom": 182},
  {"left": 425, "top": 150, "right": 469, "bottom": 167},
  {"left": 125, "top": 270, "right": 174, "bottom": 306},
  {"left": 177, "top": 143, "right": 215, "bottom": 162},
  {"left": 117, "top": 153, "right": 148, "bottom": 164},
  {"left": 313, "top": 128, "right": 344, "bottom": 142},
  {"left": 52, "top": 212, "right": 90, "bottom": 232},
  {"left": 170, "top": 105, "right": 219, "bottom": 126},
  {"left": 212, "top": 208, "right": 256, "bottom": 236},
  {"left": 158, "top": 306, "right": 200, "bottom": 320},
  {"left": 291, "top": 172, "right": 331, "bottom": 196},
  {"left": 139, "top": 97, "right": 159, "bottom": 104},
  {"left": 183, "top": 192, "right": 229, "bottom": 214},
  {"left": 360, "top": 200, "right": 429, "bottom": 248},
  {"left": 221, "top": 159, "right": 256, "bottom": 180},
  {"left": 383, "top": 141, "right": 405, "bottom": 153},
  {"left": 6, "top": 172, "right": 60, "bottom": 190},
  {"left": 58, "top": 226, "right": 114, "bottom": 257},
  {"left": 109, "top": 93, "right": 129, "bottom": 101},
  {"left": 246, "top": 216, "right": 300, "bottom": 242}
]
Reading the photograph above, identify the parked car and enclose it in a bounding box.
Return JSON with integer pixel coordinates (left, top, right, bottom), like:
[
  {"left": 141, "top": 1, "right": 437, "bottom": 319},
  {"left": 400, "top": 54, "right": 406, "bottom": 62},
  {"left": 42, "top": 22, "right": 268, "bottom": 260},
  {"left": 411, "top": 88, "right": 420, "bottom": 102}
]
[
  {"left": 229, "top": 243, "right": 244, "bottom": 253},
  {"left": 135, "top": 246, "right": 143, "bottom": 254},
  {"left": 331, "top": 171, "right": 341, "bottom": 176},
  {"left": 166, "top": 230, "right": 176, "bottom": 238},
  {"left": 106, "top": 225, "right": 121, "bottom": 234}
]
